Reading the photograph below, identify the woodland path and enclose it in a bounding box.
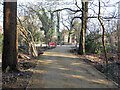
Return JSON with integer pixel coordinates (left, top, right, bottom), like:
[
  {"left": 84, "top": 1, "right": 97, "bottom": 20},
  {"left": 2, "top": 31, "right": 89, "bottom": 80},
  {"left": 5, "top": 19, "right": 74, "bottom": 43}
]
[{"left": 27, "top": 46, "right": 117, "bottom": 88}]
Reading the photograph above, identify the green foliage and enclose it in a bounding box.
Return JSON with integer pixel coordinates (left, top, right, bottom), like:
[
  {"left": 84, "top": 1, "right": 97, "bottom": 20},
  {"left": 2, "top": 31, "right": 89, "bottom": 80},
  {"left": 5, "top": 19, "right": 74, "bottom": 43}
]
[
  {"left": 94, "top": 42, "right": 103, "bottom": 55},
  {"left": 86, "top": 30, "right": 118, "bottom": 54},
  {"left": 86, "top": 31, "right": 103, "bottom": 54},
  {"left": 34, "top": 32, "right": 40, "bottom": 42},
  {"left": 0, "top": 34, "right": 3, "bottom": 54},
  {"left": 36, "top": 7, "right": 55, "bottom": 44}
]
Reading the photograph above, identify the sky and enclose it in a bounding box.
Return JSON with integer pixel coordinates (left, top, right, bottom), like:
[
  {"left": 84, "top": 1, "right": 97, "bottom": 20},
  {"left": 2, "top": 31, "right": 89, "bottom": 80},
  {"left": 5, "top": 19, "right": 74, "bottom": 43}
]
[{"left": 0, "top": 0, "right": 120, "bottom": 31}]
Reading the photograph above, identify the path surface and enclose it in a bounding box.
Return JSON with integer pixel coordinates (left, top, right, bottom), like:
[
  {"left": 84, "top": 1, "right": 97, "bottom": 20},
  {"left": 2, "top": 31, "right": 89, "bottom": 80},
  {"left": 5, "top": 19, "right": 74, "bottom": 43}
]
[{"left": 27, "top": 46, "right": 117, "bottom": 88}]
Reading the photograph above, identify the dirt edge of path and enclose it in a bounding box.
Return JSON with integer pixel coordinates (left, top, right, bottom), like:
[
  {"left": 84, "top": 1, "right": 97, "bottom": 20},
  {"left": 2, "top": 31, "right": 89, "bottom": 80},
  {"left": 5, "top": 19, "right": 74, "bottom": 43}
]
[
  {"left": 2, "top": 47, "right": 56, "bottom": 88},
  {"left": 69, "top": 48, "right": 119, "bottom": 88}
]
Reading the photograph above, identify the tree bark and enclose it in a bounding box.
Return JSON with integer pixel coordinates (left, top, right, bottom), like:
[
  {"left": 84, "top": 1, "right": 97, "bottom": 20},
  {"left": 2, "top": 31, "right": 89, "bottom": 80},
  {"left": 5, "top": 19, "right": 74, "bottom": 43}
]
[
  {"left": 57, "top": 11, "right": 60, "bottom": 44},
  {"left": 2, "top": 0, "right": 18, "bottom": 72},
  {"left": 98, "top": 0, "right": 108, "bottom": 72},
  {"left": 118, "top": 2, "right": 120, "bottom": 61},
  {"left": 118, "top": 24, "right": 120, "bottom": 60},
  {"left": 79, "top": 2, "right": 88, "bottom": 55},
  {"left": 68, "top": 30, "right": 72, "bottom": 43}
]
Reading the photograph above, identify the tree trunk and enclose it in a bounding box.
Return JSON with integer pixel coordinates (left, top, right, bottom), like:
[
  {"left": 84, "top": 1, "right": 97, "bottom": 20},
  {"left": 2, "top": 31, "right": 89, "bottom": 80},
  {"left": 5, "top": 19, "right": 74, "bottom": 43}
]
[
  {"left": 118, "top": 24, "right": 120, "bottom": 60},
  {"left": 79, "top": 2, "right": 88, "bottom": 55},
  {"left": 57, "top": 12, "right": 60, "bottom": 44},
  {"left": 2, "top": 0, "right": 18, "bottom": 72},
  {"left": 79, "top": 29, "right": 83, "bottom": 54},
  {"left": 68, "top": 30, "right": 72, "bottom": 43},
  {"left": 98, "top": 0, "right": 108, "bottom": 72},
  {"left": 28, "top": 42, "right": 31, "bottom": 55},
  {"left": 118, "top": 2, "right": 120, "bottom": 61}
]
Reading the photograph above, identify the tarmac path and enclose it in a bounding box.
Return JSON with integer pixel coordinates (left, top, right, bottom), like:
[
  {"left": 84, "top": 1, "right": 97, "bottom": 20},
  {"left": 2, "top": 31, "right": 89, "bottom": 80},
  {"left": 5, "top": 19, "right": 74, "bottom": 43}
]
[{"left": 27, "top": 46, "right": 117, "bottom": 88}]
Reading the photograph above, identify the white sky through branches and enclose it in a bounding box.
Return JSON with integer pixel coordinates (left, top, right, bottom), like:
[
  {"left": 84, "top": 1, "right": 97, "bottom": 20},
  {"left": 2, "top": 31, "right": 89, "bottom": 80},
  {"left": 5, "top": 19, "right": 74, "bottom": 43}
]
[{"left": 0, "top": 0, "right": 119, "bottom": 31}]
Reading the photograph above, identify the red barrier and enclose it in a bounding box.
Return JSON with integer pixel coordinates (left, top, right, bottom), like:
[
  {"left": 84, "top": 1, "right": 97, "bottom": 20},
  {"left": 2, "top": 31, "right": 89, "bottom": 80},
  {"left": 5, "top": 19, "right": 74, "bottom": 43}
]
[{"left": 49, "top": 41, "right": 57, "bottom": 47}]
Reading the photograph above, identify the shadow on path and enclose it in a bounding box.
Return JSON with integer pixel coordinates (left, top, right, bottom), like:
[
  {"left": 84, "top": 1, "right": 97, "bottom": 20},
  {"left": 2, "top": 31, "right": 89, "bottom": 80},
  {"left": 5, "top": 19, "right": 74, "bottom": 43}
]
[{"left": 27, "top": 46, "right": 117, "bottom": 88}]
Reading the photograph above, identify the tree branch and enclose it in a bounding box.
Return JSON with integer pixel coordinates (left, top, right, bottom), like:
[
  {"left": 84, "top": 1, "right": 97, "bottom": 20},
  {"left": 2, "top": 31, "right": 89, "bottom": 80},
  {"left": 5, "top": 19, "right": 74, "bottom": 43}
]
[
  {"left": 75, "top": 0, "right": 82, "bottom": 10},
  {"left": 53, "top": 8, "right": 82, "bottom": 13}
]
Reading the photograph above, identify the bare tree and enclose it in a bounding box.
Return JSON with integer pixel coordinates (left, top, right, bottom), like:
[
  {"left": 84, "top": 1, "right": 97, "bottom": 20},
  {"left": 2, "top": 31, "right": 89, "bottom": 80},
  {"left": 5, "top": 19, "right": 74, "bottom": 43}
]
[
  {"left": 98, "top": 0, "right": 108, "bottom": 71},
  {"left": 61, "top": 12, "right": 74, "bottom": 44},
  {"left": 79, "top": 1, "right": 88, "bottom": 55}
]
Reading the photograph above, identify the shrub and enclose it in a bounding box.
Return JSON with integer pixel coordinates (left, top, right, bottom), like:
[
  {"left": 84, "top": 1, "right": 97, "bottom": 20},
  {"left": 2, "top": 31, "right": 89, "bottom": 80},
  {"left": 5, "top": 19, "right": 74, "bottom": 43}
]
[{"left": 85, "top": 31, "right": 103, "bottom": 54}]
